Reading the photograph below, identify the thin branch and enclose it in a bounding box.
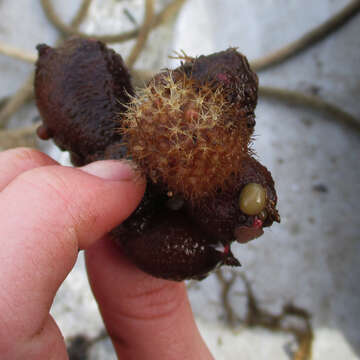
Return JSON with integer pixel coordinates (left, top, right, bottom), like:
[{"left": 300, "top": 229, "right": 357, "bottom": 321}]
[
  {"left": 251, "top": 0, "right": 360, "bottom": 71},
  {"left": 0, "top": 0, "right": 186, "bottom": 66},
  {"left": 0, "top": 0, "right": 92, "bottom": 128},
  {"left": 214, "top": 271, "right": 313, "bottom": 359},
  {"left": 0, "top": 0, "right": 93, "bottom": 129},
  {"left": 0, "top": 122, "right": 40, "bottom": 150},
  {"left": 54, "top": 0, "right": 92, "bottom": 45},
  {"left": 124, "top": 8, "right": 138, "bottom": 26},
  {"left": 40, "top": 0, "right": 187, "bottom": 44},
  {"left": 215, "top": 269, "right": 238, "bottom": 327},
  {"left": 0, "top": 74, "right": 34, "bottom": 126},
  {"left": 238, "top": 274, "right": 313, "bottom": 360},
  {"left": 152, "top": 0, "right": 187, "bottom": 27},
  {"left": 259, "top": 86, "right": 360, "bottom": 132},
  {"left": 126, "top": 0, "right": 155, "bottom": 69},
  {"left": 71, "top": 0, "right": 92, "bottom": 29},
  {"left": 0, "top": 41, "right": 37, "bottom": 63},
  {"left": 0, "top": 96, "right": 9, "bottom": 109}
]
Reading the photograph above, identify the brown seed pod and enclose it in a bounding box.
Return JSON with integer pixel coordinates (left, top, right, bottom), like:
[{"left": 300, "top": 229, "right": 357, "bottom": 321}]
[
  {"left": 186, "top": 156, "right": 279, "bottom": 243},
  {"left": 35, "top": 37, "right": 134, "bottom": 165},
  {"left": 114, "top": 211, "right": 240, "bottom": 281}
]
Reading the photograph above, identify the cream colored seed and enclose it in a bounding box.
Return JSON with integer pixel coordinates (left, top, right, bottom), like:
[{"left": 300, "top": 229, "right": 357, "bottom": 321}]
[{"left": 239, "top": 183, "right": 267, "bottom": 216}]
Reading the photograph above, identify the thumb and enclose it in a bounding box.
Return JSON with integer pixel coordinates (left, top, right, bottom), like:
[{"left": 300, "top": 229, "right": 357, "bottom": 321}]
[{"left": 0, "top": 159, "right": 145, "bottom": 357}]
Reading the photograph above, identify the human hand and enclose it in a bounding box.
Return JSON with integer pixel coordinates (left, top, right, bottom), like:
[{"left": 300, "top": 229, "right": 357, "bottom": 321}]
[{"left": 0, "top": 148, "right": 213, "bottom": 360}]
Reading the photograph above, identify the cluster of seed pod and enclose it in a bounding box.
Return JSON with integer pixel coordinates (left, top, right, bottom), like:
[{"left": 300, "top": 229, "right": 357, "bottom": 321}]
[{"left": 35, "top": 38, "right": 279, "bottom": 280}]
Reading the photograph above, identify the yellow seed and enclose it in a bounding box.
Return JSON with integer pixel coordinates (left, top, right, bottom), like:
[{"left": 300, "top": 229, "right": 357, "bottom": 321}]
[{"left": 239, "top": 183, "right": 267, "bottom": 215}]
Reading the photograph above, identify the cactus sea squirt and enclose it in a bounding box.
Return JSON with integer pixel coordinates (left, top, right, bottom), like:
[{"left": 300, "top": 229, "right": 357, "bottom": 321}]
[{"left": 35, "top": 38, "right": 280, "bottom": 281}]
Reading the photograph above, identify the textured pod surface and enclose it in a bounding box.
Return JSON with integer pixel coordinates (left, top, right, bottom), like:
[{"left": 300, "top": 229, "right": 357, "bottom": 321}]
[
  {"left": 116, "top": 156, "right": 278, "bottom": 280},
  {"left": 122, "top": 49, "right": 258, "bottom": 200},
  {"left": 35, "top": 37, "right": 134, "bottom": 165},
  {"left": 187, "top": 156, "right": 279, "bottom": 244},
  {"left": 178, "top": 48, "right": 258, "bottom": 126},
  {"left": 114, "top": 212, "right": 239, "bottom": 281}
]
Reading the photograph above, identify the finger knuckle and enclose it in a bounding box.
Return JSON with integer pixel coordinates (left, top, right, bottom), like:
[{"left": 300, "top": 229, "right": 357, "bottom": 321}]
[{"left": 1, "top": 147, "right": 50, "bottom": 167}]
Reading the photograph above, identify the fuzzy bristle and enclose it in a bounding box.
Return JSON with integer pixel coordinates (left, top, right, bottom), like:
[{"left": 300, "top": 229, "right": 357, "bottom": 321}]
[{"left": 121, "top": 71, "right": 251, "bottom": 200}]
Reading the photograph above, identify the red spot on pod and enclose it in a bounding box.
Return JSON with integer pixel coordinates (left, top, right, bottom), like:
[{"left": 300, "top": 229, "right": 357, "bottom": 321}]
[{"left": 253, "top": 218, "right": 263, "bottom": 229}]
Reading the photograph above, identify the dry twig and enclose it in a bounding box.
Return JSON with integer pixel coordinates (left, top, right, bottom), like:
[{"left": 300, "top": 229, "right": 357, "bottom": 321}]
[
  {"left": 0, "top": 122, "right": 40, "bottom": 150},
  {"left": 215, "top": 269, "right": 238, "bottom": 327},
  {"left": 251, "top": 0, "right": 360, "bottom": 71},
  {"left": 0, "top": 1, "right": 92, "bottom": 65},
  {"left": 0, "top": 0, "right": 92, "bottom": 128},
  {"left": 126, "top": 0, "right": 155, "bottom": 69},
  {"left": 0, "top": 74, "right": 34, "bottom": 127},
  {"left": 70, "top": 0, "right": 93, "bottom": 29},
  {"left": 215, "top": 270, "right": 313, "bottom": 360},
  {"left": 0, "top": 41, "right": 37, "bottom": 64},
  {"left": 40, "top": 0, "right": 186, "bottom": 44},
  {"left": 0, "top": 97, "right": 9, "bottom": 109},
  {"left": 259, "top": 86, "right": 360, "bottom": 132}
]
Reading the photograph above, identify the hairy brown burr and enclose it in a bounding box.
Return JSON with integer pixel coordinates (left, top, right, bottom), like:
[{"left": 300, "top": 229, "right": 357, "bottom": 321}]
[{"left": 122, "top": 49, "right": 259, "bottom": 200}]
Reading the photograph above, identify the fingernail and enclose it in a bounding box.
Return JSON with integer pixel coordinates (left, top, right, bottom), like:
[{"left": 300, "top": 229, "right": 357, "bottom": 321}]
[{"left": 80, "top": 160, "right": 137, "bottom": 181}]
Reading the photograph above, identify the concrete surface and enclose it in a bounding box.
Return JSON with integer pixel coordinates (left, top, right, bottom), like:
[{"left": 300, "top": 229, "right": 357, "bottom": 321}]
[{"left": 1, "top": 0, "right": 359, "bottom": 359}]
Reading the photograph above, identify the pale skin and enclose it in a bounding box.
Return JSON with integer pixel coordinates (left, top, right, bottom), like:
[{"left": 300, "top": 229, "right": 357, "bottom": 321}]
[{"left": 0, "top": 147, "right": 213, "bottom": 360}]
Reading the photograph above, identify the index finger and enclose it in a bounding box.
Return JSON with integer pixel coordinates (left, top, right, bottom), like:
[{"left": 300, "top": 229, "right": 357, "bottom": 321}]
[{"left": 0, "top": 147, "right": 58, "bottom": 190}]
